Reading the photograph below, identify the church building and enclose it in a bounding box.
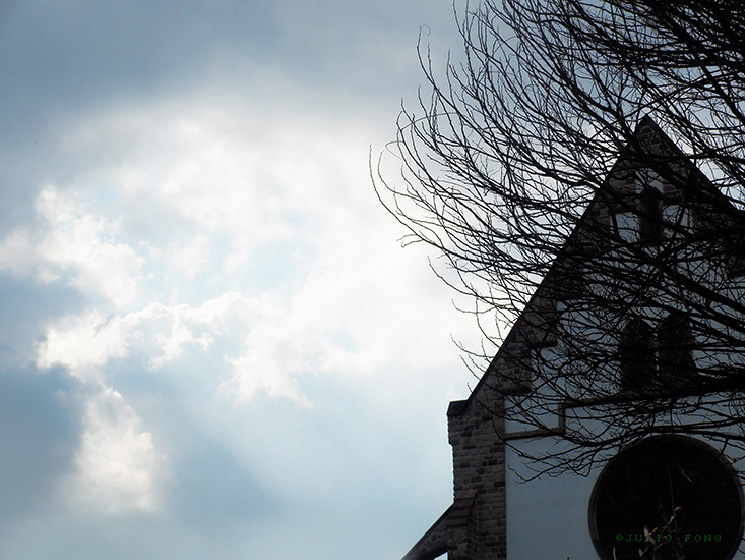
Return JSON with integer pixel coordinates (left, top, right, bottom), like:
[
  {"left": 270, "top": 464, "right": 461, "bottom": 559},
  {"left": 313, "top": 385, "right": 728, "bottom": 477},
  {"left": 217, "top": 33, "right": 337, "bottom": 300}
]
[{"left": 400, "top": 117, "right": 745, "bottom": 560}]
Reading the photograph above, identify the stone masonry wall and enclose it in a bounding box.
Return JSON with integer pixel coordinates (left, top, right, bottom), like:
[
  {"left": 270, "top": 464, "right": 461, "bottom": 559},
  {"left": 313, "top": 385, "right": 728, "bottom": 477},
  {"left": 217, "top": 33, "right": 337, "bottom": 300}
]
[{"left": 447, "top": 389, "right": 506, "bottom": 560}]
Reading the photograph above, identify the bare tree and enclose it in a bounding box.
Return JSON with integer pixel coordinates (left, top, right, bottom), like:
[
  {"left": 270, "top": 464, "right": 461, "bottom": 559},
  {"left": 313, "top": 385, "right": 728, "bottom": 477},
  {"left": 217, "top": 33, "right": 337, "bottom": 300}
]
[{"left": 374, "top": 0, "right": 745, "bottom": 479}]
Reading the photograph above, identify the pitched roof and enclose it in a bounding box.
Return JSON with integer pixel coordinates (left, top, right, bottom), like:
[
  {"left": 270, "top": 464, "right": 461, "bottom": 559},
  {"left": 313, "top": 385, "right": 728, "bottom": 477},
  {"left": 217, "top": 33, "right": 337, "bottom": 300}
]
[{"left": 448, "top": 116, "right": 745, "bottom": 417}]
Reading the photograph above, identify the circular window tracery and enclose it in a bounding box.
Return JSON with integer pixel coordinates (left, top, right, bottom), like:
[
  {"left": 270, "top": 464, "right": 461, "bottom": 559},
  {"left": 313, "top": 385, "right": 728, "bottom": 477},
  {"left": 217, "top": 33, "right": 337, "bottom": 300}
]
[{"left": 589, "top": 436, "right": 743, "bottom": 560}]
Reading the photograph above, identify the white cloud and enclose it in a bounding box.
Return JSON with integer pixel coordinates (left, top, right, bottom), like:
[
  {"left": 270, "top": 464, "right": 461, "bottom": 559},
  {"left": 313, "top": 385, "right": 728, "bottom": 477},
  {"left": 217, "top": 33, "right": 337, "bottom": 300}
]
[
  {"left": 160, "top": 234, "right": 212, "bottom": 277},
  {"left": 28, "top": 81, "right": 484, "bottom": 412},
  {"left": 0, "top": 186, "right": 143, "bottom": 307},
  {"left": 61, "top": 386, "right": 167, "bottom": 515},
  {"left": 37, "top": 293, "right": 248, "bottom": 377},
  {"left": 36, "top": 187, "right": 144, "bottom": 306},
  {"left": 25, "top": 80, "right": 480, "bottom": 541},
  {"left": 37, "top": 310, "right": 130, "bottom": 383},
  {"left": 225, "top": 334, "right": 313, "bottom": 406}
]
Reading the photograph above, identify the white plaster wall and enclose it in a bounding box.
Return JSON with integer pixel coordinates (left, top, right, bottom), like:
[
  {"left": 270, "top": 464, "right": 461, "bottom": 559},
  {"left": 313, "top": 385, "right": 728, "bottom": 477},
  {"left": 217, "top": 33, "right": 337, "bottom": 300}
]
[
  {"left": 501, "top": 169, "right": 745, "bottom": 559},
  {"left": 505, "top": 439, "right": 599, "bottom": 560},
  {"left": 506, "top": 433, "right": 745, "bottom": 560}
]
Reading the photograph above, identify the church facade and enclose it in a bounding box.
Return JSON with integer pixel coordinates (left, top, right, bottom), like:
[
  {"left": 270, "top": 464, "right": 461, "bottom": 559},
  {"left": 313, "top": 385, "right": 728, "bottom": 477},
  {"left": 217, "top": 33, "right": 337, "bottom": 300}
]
[{"left": 401, "top": 117, "right": 745, "bottom": 560}]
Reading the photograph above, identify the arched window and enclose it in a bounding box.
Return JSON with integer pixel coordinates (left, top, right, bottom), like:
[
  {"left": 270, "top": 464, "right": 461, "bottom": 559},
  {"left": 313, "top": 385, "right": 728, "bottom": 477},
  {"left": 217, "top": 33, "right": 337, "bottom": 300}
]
[
  {"left": 639, "top": 186, "right": 663, "bottom": 242},
  {"left": 658, "top": 311, "right": 696, "bottom": 383},
  {"left": 619, "top": 317, "right": 655, "bottom": 390},
  {"left": 619, "top": 313, "right": 697, "bottom": 392}
]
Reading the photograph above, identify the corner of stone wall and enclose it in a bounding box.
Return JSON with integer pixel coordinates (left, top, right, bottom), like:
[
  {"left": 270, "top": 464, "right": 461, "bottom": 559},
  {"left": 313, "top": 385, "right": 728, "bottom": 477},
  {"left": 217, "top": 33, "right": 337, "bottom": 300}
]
[{"left": 446, "top": 385, "right": 507, "bottom": 559}]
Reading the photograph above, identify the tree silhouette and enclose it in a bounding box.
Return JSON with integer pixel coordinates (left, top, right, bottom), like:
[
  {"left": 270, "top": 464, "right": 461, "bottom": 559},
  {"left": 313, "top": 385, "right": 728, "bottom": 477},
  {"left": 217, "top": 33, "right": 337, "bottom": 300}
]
[{"left": 375, "top": 0, "right": 745, "bottom": 479}]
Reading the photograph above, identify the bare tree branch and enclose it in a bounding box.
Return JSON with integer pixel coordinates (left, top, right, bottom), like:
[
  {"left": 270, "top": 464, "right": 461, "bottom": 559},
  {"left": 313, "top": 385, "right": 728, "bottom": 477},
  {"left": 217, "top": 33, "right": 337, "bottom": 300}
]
[{"left": 373, "top": 0, "right": 745, "bottom": 479}]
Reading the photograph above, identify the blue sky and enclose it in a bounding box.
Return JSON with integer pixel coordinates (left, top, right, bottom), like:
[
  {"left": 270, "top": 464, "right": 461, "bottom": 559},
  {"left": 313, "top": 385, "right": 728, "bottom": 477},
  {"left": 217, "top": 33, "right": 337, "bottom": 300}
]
[{"left": 0, "top": 2, "right": 484, "bottom": 558}]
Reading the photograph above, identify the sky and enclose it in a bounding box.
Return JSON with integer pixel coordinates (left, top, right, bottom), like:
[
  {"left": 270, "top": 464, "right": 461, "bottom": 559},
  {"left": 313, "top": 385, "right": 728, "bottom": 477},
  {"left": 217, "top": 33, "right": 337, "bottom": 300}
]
[{"left": 0, "top": 2, "right": 486, "bottom": 558}]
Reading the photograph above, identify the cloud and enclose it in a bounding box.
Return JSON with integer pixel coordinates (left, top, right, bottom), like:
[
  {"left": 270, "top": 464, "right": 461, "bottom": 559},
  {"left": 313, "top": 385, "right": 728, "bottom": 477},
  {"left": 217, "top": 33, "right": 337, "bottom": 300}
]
[
  {"left": 159, "top": 234, "right": 212, "bottom": 277},
  {"left": 37, "top": 310, "right": 129, "bottom": 383},
  {"left": 224, "top": 326, "right": 319, "bottom": 406},
  {"left": 0, "top": 368, "right": 78, "bottom": 525},
  {"left": 60, "top": 385, "right": 167, "bottom": 515},
  {"left": 0, "top": 2, "right": 478, "bottom": 557},
  {"left": 30, "top": 81, "right": 483, "bottom": 407},
  {"left": 37, "top": 294, "right": 242, "bottom": 377},
  {"left": 0, "top": 186, "right": 143, "bottom": 307}
]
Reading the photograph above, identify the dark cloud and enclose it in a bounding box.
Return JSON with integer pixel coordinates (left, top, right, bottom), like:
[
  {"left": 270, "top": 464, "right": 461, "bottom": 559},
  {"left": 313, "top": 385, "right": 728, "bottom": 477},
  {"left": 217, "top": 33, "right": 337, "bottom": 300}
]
[
  {"left": 0, "top": 1, "right": 276, "bottom": 215},
  {"left": 0, "top": 278, "right": 87, "bottom": 365},
  {"left": 0, "top": 366, "right": 79, "bottom": 525},
  {"left": 0, "top": 1, "right": 275, "bottom": 109},
  {"left": 170, "top": 431, "right": 275, "bottom": 525},
  {"left": 0, "top": 0, "right": 456, "bottom": 232}
]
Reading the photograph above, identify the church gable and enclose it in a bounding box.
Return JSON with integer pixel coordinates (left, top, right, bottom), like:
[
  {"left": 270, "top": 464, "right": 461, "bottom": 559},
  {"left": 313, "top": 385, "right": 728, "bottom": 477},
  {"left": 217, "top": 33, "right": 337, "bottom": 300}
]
[
  {"left": 485, "top": 116, "right": 744, "bottom": 415},
  {"left": 400, "top": 117, "right": 745, "bottom": 560}
]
